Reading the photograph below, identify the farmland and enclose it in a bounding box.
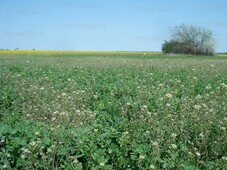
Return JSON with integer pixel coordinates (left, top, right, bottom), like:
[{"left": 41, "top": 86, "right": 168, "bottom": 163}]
[{"left": 0, "top": 51, "right": 227, "bottom": 169}]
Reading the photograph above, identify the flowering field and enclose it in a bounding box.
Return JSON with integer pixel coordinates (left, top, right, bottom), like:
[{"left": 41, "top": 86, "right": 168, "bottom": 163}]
[{"left": 0, "top": 51, "right": 227, "bottom": 169}]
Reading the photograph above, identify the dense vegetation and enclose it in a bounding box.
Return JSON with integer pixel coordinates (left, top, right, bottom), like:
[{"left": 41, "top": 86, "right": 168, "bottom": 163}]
[
  {"left": 0, "top": 51, "right": 227, "bottom": 169},
  {"left": 162, "top": 24, "right": 215, "bottom": 55}
]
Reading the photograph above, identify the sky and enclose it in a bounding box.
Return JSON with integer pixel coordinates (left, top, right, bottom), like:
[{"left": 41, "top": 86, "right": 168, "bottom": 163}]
[{"left": 0, "top": 0, "right": 227, "bottom": 52}]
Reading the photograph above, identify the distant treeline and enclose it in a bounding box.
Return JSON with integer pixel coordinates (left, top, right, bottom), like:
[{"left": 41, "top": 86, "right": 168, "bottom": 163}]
[
  {"left": 0, "top": 48, "right": 36, "bottom": 51},
  {"left": 0, "top": 48, "right": 19, "bottom": 51}
]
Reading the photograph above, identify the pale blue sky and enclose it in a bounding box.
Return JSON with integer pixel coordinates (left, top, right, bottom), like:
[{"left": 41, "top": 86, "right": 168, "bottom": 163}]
[{"left": 0, "top": 0, "right": 227, "bottom": 52}]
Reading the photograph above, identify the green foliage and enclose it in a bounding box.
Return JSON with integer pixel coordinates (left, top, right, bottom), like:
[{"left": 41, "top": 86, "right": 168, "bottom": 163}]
[
  {"left": 162, "top": 24, "right": 215, "bottom": 55},
  {"left": 162, "top": 40, "right": 185, "bottom": 54},
  {"left": 0, "top": 52, "right": 227, "bottom": 169}
]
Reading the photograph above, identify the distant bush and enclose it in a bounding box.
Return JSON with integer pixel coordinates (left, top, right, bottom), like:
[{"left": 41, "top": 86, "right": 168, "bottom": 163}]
[
  {"left": 162, "top": 24, "right": 216, "bottom": 55},
  {"left": 162, "top": 40, "right": 189, "bottom": 54}
]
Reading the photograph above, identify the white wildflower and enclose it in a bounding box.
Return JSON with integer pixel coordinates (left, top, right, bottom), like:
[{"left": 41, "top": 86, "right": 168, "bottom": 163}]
[
  {"left": 30, "top": 141, "right": 36, "bottom": 146},
  {"left": 73, "top": 159, "right": 78, "bottom": 164},
  {"left": 194, "top": 105, "right": 201, "bottom": 110},
  {"left": 171, "top": 144, "right": 177, "bottom": 149},
  {"left": 47, "top": 148, "right": 52, "bottom": 153},
  {"left": 149, "top": 164, "right": 155, "bottom": 169},
  {"left": 151, "top": 141, "right": 159, "bottom": 147},
  {"left": 222, "top": 156, "right": 227, "bottom": 161},
  {"left": 139, "top": 154, "right": 145, "bottom": 160},
  {"left": 199, "top": 133, "right": 204, "bottom": 138},
  {"left": 108, "top": 149, "right": 112, "bottom": 154},
  {"left": 171, "top": 133, "right": 177, "bottom": 138},
  {"left": 143, "top": 105, "right": 148, "bottom": 109},
  {"left": 60, "top": 112, "right": 66, "bottom": 116},
  {"left": 195, "top": 152, "right": 201, "bottom": 157},
  {"left": 35, "top": 132, "right": 40, "bottom": 136},
  {"left": 123, "top": 131, "right": 129, "bottom": 135},
  {"left": 62, "top": 92, "right": 67, "bottom": 96},
  {"left": 21, "top": 155, "right": 26, "bottom": 159},
  {"left": 99, "top": 162, "right": 105, "bottom": 167},
  {"left": 165, "top": 93, "right": 172, "bottom": 98}
]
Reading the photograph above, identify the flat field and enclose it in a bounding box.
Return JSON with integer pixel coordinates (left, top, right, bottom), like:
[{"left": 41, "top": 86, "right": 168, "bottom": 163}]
[{"left": 0, "top": 51, "right": 227, "bottom": 169}]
